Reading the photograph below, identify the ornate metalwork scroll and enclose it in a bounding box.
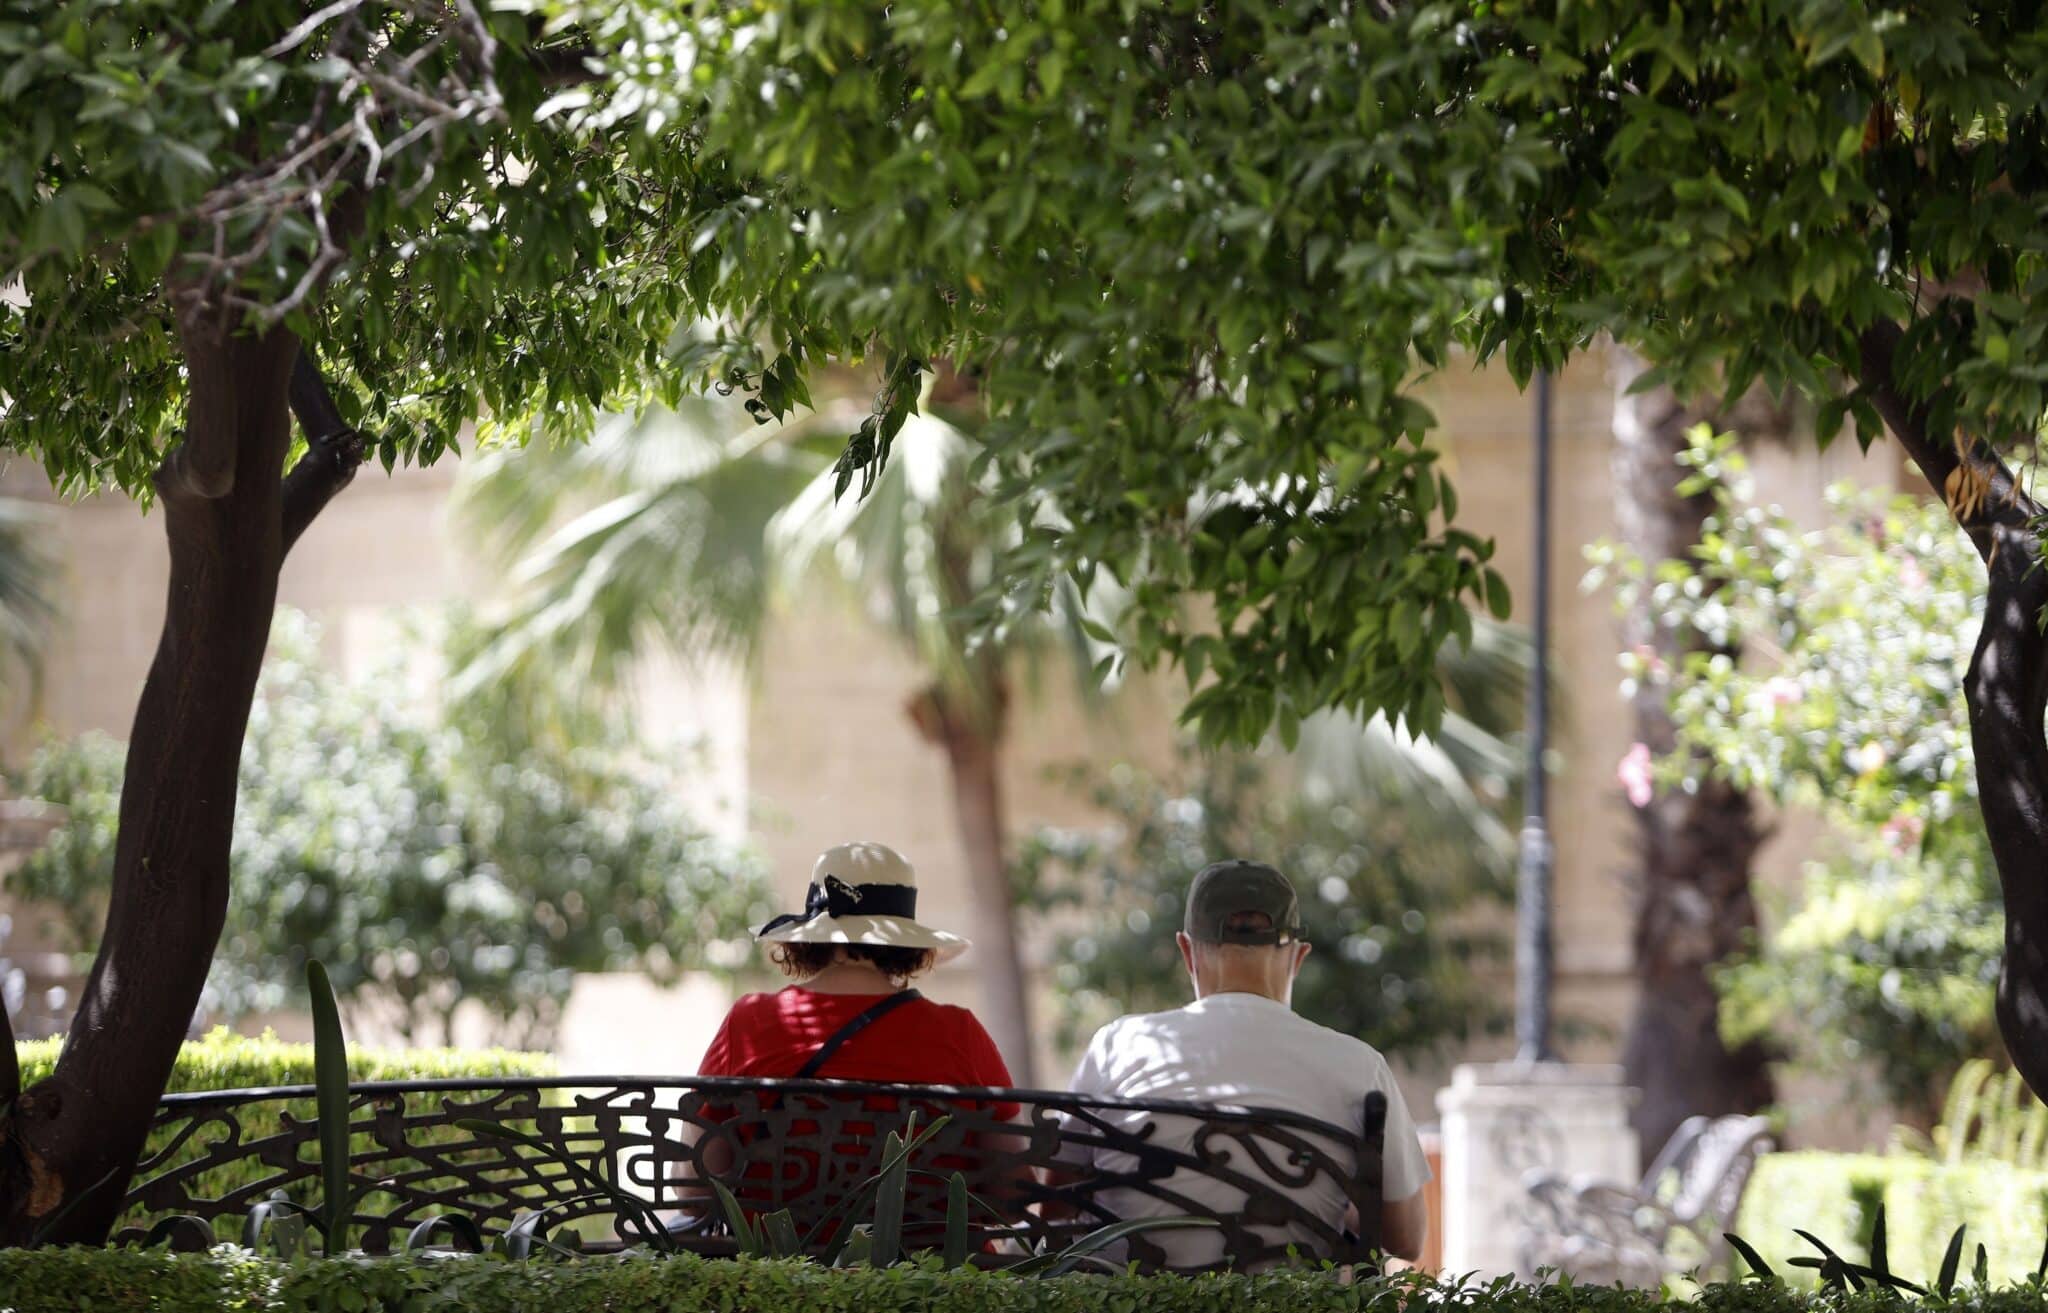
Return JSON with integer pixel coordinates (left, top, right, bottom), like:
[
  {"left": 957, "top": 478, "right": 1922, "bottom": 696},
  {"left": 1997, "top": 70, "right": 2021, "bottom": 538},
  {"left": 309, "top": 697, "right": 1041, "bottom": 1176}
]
[{"left": 112, "top": 1077, "right": 1389, "bottom": 1273}]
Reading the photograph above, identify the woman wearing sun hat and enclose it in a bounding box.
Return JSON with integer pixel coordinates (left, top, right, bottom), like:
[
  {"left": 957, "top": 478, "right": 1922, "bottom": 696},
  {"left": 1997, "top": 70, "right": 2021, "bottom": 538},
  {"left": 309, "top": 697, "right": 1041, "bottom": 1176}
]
[
  {"left": 697, "top": 840, "right": 1016, "bottom": 1091},
  {"left": 681, "top": 843, "right": 1020, "bottom": 1235}
]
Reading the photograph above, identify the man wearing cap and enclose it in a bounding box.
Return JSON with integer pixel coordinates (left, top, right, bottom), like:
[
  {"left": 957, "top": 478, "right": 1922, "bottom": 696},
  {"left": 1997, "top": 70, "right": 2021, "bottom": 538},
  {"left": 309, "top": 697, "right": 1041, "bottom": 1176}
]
[{"left": 1058, "top": 859, "right": 1431, "bottom": 1267}]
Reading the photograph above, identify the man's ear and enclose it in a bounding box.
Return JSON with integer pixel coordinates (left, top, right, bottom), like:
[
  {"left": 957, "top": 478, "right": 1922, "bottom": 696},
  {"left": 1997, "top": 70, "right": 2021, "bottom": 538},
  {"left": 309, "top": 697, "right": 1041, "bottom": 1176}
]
[
  {"left": 1176, "top": 932, "right": 1197, "bottom": 977},
  {"left": 1292, "top": 940, "right": 1312, "bottom": 973}
]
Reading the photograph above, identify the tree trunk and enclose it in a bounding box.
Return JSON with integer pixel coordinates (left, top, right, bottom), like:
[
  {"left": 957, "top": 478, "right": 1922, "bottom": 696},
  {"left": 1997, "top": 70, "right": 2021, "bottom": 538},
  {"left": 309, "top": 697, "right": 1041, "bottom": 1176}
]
[
  {"left": 1611, "top": 352, "right": 1775, "bottom": 1154},
  {"left": 1858, "top": 321, "right": 2048, "bottom": 1104},
  {"left": 906, "top": 678, "right": 1038, "bottom": 1087},
  {"left": 0, "top": 321, "right": 365, "bottom": 1244}
]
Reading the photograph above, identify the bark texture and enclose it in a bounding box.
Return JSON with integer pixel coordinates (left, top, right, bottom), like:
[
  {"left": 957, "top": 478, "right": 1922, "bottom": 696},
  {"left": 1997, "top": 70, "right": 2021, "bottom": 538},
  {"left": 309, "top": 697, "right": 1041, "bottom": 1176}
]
[
  {"left": 0, "top": 323, "right": 364, "bottom": 1244},
  {"left": 1857, "top": 321, "right": 2048, "bottom": 1104},
  {"left": 1610, "top": 352, "right": 1775, "bottom": 1155}
]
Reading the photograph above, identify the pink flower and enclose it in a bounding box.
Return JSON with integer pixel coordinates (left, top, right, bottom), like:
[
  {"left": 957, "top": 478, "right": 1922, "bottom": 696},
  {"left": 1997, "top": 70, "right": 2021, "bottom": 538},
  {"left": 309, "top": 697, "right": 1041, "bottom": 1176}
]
[
  {"left": 1881, "top": 813, "right": 1925, "bottom": 856},
  {"left": 1899, "top": 556, "right": 1929, "bottom": 593},
  {"left": 1763, "top": 677, "right": 1804, "bottom": 710},
  {"left": 1618, "top": 742, "right": 1656, "bottom": 808}
]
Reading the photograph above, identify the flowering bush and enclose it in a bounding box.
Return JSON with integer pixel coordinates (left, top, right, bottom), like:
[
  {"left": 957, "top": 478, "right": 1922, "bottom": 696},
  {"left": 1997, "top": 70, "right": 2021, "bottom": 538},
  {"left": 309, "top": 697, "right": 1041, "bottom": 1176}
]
[{"left": 1588, "top": 430, "right": 2003, "bottom": 1118}]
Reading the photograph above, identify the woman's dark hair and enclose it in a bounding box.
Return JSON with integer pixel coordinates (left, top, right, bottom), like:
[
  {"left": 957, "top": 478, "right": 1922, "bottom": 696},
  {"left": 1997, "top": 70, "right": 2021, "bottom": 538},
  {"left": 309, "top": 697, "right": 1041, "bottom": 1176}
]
[{"left": 769, "top": 941, "right": 937, "bottom": 985}]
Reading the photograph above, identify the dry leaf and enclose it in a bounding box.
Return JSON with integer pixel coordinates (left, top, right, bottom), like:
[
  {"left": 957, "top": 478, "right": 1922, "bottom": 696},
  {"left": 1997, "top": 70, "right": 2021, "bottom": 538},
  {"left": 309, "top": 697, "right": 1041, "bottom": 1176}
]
[{"left": 1945, "top": 462, "right": 1989, "bottom": 522}]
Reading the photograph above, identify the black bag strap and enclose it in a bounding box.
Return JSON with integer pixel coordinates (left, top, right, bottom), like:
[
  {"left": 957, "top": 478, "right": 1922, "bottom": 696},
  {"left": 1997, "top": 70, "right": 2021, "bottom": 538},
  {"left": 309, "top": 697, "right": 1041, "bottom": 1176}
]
[{"left": 795, "top": 989, "right": 923, "bottom": 1080}]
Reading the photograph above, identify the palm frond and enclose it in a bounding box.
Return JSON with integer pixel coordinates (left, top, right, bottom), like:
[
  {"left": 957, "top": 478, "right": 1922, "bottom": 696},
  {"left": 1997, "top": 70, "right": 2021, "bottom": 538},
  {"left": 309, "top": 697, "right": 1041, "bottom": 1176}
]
[
  {"left": 459, "top": 391, "right": 1118, "bottom": 745},
  {"left": 455, "top": 400, "right": 755, "bottom": 567},
  {"left": 451, "top": 408, "right": 824, "bottom": 710},
  {"left": 0, "top": 495, "right": 56, "bottom": 706},
  {"left": 1287, "top": 616, "right": 1531, "bottom": 867}
]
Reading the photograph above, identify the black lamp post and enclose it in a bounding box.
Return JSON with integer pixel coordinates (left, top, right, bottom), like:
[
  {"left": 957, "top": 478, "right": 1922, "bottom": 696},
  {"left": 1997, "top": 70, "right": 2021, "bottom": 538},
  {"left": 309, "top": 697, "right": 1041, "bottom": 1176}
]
[{"left": 1515, "top": 368, "right": 1556, "bottom": 1064}]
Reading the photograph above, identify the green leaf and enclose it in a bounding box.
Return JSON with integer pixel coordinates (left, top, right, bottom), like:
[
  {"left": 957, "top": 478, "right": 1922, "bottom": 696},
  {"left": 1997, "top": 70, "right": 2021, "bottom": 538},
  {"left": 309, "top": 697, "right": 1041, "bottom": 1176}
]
[
  {"left": 1938, "top": 1225, "right": 1966, "bottom": 1295},
  {"left": 1039, "top": 52, "right": 1065, "bottom": 98},
  {"left": 1482, "top": 569, "right": 1511, "bottom": 620},
  {"left": 405, "top": 1213, "right": 485, "bottom": 1254},
  {"left": 941, "top": 1172, "right": 970, "bottom": 1269},
  {"left": 709, "top": 1178, "right": 760, "bottom": 1255},
  {"left": 306, "top": 960, "right": 352, "bottom": 1251},
  {"left": 1724, "top": 1231, "right": 1776, "bottom": 1282},
  {"left": 1007, "top": 1217, "right": 1221, "bottom": 1277},
  {"left": 870, "top": 1129, "right": 907, "bottom": 1265},
  {"left": 761, "top": 1208, "right": 801, "bottom": 1258}
]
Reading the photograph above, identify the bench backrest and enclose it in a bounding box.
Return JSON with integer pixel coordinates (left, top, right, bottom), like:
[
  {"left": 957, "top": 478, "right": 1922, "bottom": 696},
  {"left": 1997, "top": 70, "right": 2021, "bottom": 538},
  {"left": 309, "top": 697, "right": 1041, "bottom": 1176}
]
[{"left": 116, "top": 1077, "right": 1387, "bottom": 1272}]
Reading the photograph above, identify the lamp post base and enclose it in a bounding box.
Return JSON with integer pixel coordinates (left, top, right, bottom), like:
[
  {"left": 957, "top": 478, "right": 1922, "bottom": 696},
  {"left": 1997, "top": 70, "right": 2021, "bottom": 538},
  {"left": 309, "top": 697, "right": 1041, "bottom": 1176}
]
[{"left": 1436, "top": 1061, "right": 1640, "bottom": 1278}]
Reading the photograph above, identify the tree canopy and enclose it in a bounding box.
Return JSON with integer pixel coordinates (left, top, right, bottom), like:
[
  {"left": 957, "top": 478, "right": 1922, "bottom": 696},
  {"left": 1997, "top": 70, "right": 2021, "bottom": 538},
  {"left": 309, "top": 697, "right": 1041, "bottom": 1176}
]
[
  {"left": 564, "top": 0, "right": 2048, "bottom": 745},
  {"left": 13, "top": 0, "right": 2041, "bottom": 750},
  {"left": 5, "top": 0, "right": 1535, "bottom": 747},
  {"left": 0, "top": 0, "right": 711, "bottom": 491}
]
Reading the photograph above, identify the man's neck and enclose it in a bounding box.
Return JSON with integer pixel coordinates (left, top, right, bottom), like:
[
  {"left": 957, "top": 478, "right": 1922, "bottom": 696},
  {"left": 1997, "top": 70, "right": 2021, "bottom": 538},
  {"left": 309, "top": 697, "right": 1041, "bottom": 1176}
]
[{"left": 1192, "top": 981, "right": 1290, "bottom": 1006}]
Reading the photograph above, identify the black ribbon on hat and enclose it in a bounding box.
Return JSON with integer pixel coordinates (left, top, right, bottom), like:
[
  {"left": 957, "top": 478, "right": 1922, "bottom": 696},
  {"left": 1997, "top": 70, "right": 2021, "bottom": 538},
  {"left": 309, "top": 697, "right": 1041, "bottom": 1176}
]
[{"left": 756, "top": 874, "right": 919, "bottom": 938}]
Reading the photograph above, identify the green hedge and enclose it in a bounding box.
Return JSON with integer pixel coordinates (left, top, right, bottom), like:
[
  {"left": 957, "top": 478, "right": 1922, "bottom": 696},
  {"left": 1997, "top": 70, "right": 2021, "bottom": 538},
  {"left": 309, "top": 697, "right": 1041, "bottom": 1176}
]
[
  {"left": 1, "top": 1250, "right": 2046, "bottom": 1313},
  {"left": 16, "top": 1028, "right": 555, "bottom": 1243},
  {"left": 15, "top": 1025, "right": 557, "bottom": 1090},
  {"left": 1737, "top": 1152, "right": 2048, "bottom": 1286}
]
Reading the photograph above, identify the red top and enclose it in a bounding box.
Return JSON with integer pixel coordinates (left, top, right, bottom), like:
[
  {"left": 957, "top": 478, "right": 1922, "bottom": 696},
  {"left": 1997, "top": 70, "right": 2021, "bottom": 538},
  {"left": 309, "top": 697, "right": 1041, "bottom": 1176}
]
[
  {"left": 694, "top": 987, "right": 1021, "bottom": 1224},
  {"left": 699, "top": 987, "right": 1016, "bottom": 1104}
]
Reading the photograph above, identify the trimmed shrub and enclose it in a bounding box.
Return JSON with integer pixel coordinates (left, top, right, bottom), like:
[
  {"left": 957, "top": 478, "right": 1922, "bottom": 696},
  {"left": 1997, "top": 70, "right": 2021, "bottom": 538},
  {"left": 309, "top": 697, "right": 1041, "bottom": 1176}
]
[
  {"left": 1737, "top": 1152, "right": 2048, "bottom": 1286},
  {"left": 14, "top": 1026, "right": 557, "bottom": 1091},
  {"left": 15, "top": 1028, "right": 555, "bottom": 1243},
  {"left": 2, "top": 1250, "right": 2047, "bottom": 1313}
]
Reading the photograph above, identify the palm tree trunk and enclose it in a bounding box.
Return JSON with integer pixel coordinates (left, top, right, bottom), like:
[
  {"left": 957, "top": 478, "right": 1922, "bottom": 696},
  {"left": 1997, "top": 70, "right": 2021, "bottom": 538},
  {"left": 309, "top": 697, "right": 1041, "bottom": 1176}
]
[
  {"left": 907, "top": 680, "right": 1037, "bottom": 1087},
  {"left": 1610, "top": 351, "right": 1774, "bottom": 1155}
]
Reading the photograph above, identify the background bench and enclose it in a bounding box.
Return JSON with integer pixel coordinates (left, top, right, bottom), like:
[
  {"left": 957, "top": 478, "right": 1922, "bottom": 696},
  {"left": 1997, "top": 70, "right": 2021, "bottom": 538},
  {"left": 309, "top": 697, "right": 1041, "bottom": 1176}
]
[{"left": 115, "top": 1077, "right": 1388, "bottom": 1272}]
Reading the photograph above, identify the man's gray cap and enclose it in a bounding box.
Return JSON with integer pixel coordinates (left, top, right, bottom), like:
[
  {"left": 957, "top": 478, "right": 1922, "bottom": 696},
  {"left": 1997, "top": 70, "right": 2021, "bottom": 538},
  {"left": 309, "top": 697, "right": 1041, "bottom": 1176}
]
[{"left": 1185, "top": 859, "right": 1303, "bottom": 945}]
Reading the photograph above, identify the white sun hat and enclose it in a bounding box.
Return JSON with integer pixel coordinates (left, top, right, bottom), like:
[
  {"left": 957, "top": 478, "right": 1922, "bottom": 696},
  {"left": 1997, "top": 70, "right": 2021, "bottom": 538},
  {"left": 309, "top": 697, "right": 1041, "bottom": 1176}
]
[{"left": 753, "top": 842, "right": 968, "bottom": 962}]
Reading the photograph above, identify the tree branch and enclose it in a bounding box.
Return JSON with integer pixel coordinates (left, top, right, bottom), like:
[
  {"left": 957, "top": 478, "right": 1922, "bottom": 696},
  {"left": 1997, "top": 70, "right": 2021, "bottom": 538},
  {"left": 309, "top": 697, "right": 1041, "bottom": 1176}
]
[
  {"left": 154, "top": 307, "right": 245, "bottom": 500},
  {"left": 282, "top": 349, "right": 369, "bottom": 553},
  {"left": 1856, "top": 319, "right": 2043, "bottom": 555}
]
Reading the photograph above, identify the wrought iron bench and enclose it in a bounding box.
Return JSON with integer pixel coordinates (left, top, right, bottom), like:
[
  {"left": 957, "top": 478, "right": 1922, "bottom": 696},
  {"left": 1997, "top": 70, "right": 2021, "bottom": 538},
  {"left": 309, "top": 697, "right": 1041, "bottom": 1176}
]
[
  {"left": 1516, "top": 1113, "right": 1773, "bottom": 1286},
  {"left": 114, "top": 1077, "right": 1389, "bottom": 1273}
]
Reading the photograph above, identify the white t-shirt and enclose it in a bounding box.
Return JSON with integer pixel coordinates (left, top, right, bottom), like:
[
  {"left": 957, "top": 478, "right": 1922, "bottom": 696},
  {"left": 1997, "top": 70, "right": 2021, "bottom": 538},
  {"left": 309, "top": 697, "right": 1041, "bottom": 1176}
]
[{"left": 1060, "top": 992, "right": 1431, "bottom": 1268}]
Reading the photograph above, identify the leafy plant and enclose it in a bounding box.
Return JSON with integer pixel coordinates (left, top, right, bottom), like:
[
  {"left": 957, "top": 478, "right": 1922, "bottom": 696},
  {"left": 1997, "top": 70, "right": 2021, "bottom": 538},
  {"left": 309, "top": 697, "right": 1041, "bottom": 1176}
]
[
  {"left": 1737, "top": 1151, "right": 2048, "bottom": 1288},
  {"left": 7, "top": 611, "right": 768, "bottom": 1048},
  {"left": 1917, "top": 1062, "right": 2048, "bottom": 1171},
  {"left": 1730, "top": 1206, "right": 2048, "bottom": 1297},
  {"left": 1590, "top": 430, "right": 2005, "bottom": 1117},
  {"left": 216, "top": 961, "right": 492, "bottom": 1260}
]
